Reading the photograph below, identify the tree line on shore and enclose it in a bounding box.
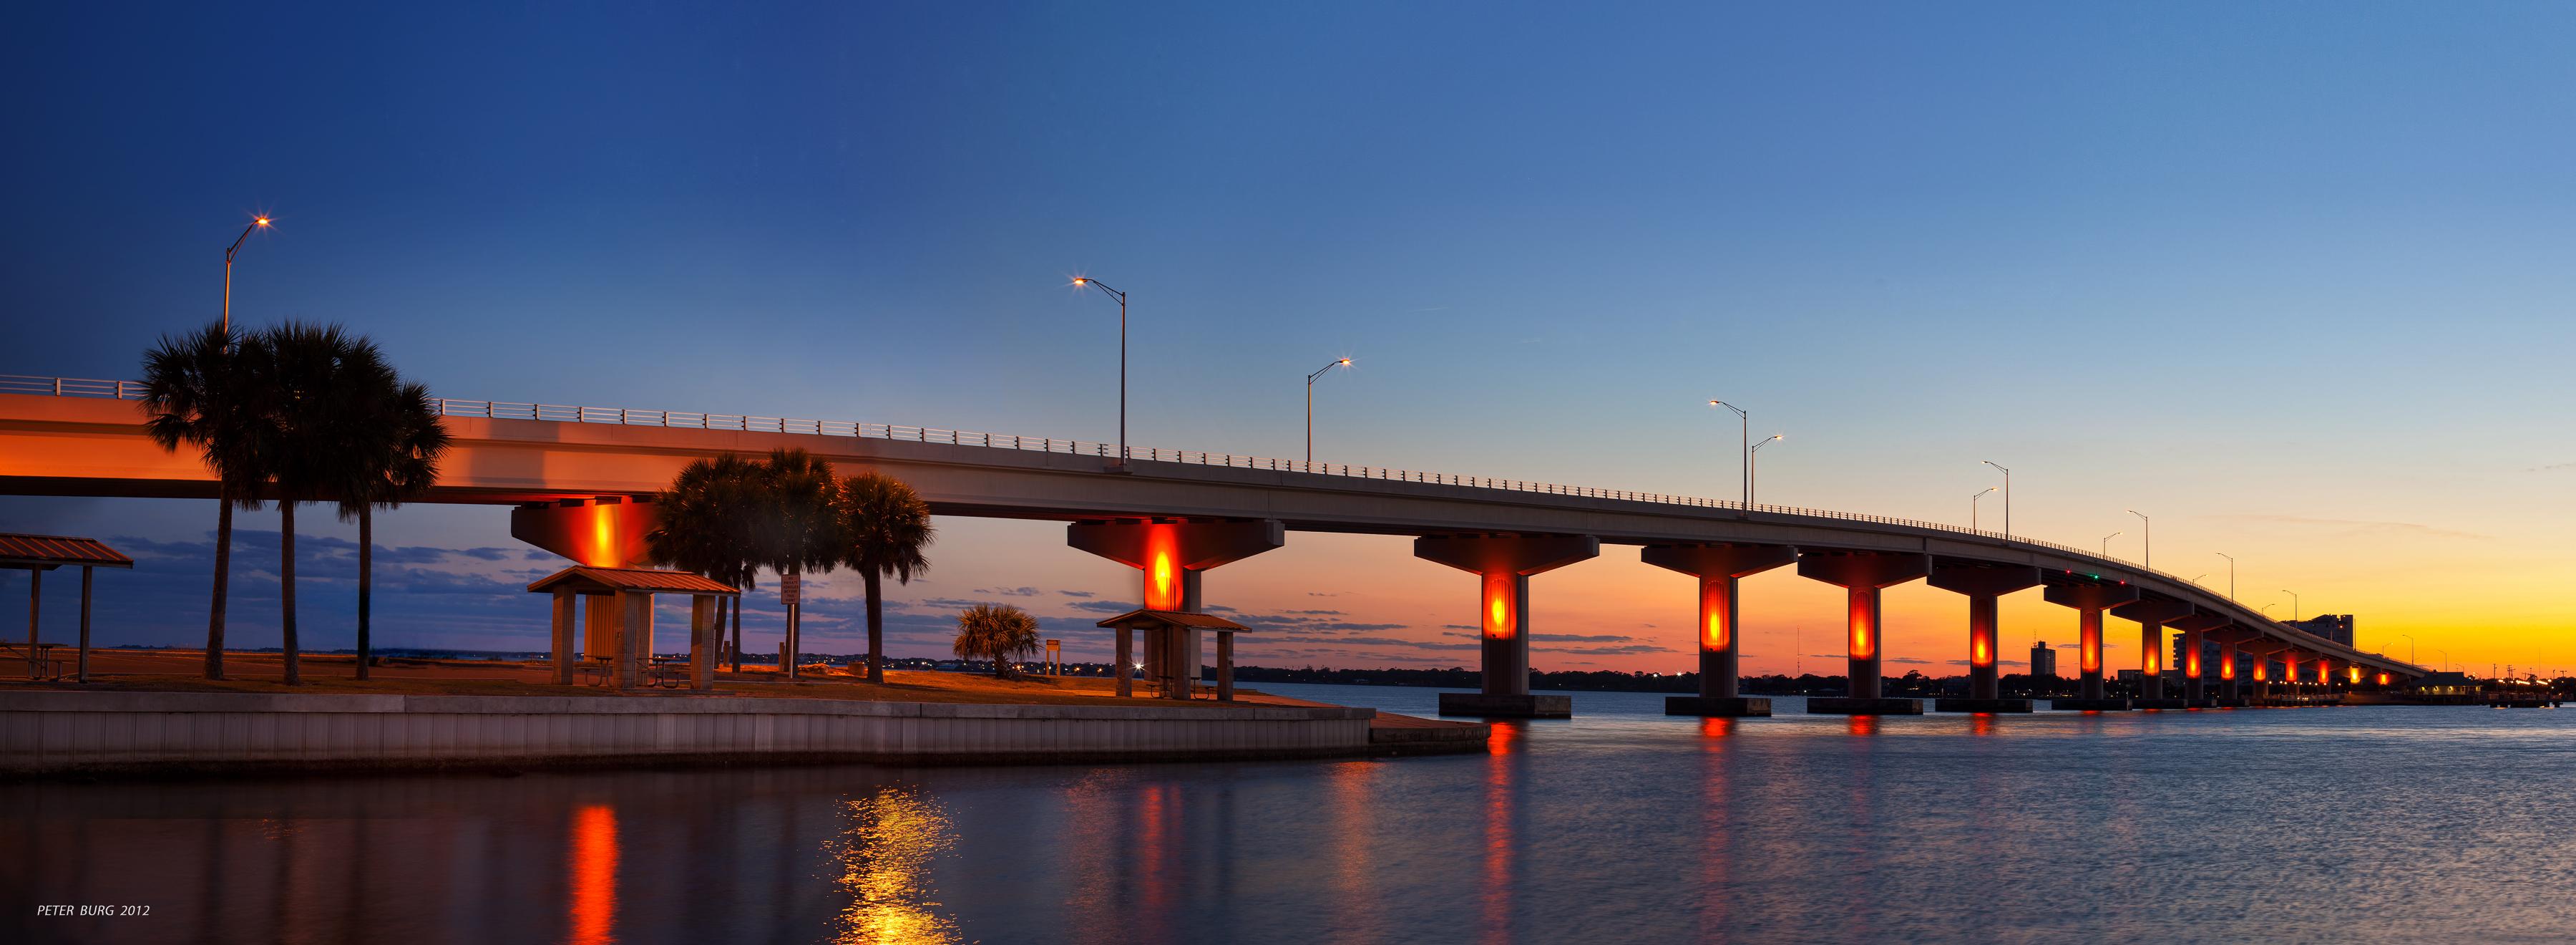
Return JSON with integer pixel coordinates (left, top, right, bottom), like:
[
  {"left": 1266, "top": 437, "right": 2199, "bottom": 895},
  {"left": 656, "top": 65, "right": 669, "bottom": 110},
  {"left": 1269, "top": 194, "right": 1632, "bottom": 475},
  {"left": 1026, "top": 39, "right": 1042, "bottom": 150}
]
[{"left": 1229, "top": 665, "right": 2105, "bottom": 697}]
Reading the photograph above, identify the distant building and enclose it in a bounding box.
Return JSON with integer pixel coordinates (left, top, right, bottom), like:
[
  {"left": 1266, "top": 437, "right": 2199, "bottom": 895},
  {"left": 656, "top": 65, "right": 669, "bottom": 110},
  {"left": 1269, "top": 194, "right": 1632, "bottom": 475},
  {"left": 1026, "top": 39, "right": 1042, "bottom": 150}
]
[
  {"left": 2287, "top": 614, "right": 2356, "bottom": 646},
  {"left": 2029, "top": 641, "right": 2058, "bottom": 677}
]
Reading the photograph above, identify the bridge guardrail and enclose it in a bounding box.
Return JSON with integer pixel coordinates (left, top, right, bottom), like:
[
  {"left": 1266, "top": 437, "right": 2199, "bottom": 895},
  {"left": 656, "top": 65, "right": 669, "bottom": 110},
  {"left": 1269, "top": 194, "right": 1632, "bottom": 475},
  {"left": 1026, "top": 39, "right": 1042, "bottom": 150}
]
[{"left": 1, "top": 370, "right": 2361, "bottom": 654}]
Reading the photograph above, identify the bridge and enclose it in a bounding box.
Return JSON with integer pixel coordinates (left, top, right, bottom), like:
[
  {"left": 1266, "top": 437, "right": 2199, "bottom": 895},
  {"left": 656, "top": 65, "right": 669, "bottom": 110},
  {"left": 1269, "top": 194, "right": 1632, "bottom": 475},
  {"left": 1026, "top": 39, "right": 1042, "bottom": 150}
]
[{"left": 0, "top": 374, "right": 2427, "bottom": 717}]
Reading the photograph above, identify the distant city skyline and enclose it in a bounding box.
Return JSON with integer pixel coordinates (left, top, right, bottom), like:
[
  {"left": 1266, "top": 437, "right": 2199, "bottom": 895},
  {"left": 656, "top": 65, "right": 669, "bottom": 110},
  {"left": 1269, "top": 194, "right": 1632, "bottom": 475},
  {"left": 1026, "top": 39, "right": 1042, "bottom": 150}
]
[{"left": 5, "top": 3, "right": 2571, "bottom": 677}]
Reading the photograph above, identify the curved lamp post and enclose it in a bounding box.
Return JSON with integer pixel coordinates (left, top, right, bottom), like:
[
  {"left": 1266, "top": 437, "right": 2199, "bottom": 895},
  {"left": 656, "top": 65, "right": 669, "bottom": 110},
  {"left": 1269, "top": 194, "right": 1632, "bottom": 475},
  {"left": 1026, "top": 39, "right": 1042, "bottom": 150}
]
[
  {"left": 223, "top": 215, "right": 272, "bottom": 334},
  {"left": 1306, "top": 357, "right": 1350, "bottom": 462},
  {"left": 2215, "top": 552, "right": 2236, "bottom": 601},
  {"left": 2282, "top": 589, "right": 2300, "bottom": 622},
  {"left": 1709, "top": 400, "right": 1748, "bottom": 508},
  {"left": 1069, "top": 276, "right": 1128, "bottom": 467},
  {"left": 1748, "top": 434, "right": 1782, "bottom": 505},
  {"left": 2101, "top": 530, "right": 2121, "bottom": 558},
  {"left": 1981, "top": 460, "right": 2011, "bottom": 537},
  {"left": 2127, "top": 509, "right": 2150, "bottom": 570},
  {"left": 1971, "top": 487, "right": 1994, "bottom": 532}
]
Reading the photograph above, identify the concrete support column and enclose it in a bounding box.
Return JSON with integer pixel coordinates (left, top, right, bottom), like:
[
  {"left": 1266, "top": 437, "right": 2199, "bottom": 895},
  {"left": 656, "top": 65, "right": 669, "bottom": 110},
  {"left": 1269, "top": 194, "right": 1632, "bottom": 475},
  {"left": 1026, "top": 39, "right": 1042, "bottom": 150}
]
[
  {"left": 2041, "top": 582, "right": 2139, "bottom": 708},
  {"left": 1927, "top": 562, "right": 2043, "bottom": 712},
  {"left": 1797, "top": 552, "right": 1933, "bottom": 715},
  {"left": 1070, "top": 519, "right": 1284, "bottom": 700},
  {"left": 2168, "top": 614, "right": 2228, "bottom": 705},
  {"left": 550, "top": 589, "right": 577, "bottom": 684},
  {"left": 1642, "top": 543, "right": 1797, "bottom": 717},
  {"left": 618, "top": 590, "right": 653, "bottom": 689},
  {"left": 689, "top": 595, "right": 718, "bottom": 690},
  {"left": 2112, "top": 598, "right": 2192, "bottom": 707},
  {"left": 2215, "top": 634, "right": 2240, "bottom": 702},
  {"left": 1216, "top": 630, "right": 1235, "bottom": 702},
  {"left": 1113, "top": 626, "right": 1133, "bottom": 697},
  {"left": 1417, "top": 533, "right": 1600, "bottom": 717}
]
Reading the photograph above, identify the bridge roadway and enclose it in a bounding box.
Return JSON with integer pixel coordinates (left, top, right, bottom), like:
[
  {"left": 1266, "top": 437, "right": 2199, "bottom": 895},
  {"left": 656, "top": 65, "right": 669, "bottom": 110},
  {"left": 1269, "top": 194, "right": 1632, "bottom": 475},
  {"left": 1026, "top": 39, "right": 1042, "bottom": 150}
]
[{"left": 0, "top": 384, "right": 2426, "bottom": 716}]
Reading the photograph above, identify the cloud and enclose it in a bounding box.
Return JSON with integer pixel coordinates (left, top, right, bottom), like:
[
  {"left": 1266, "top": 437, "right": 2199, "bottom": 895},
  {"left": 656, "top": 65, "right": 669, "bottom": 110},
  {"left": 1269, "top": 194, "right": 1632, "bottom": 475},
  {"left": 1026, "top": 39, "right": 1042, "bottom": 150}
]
[
  {"left": 1536, "top": 644, "right": 1675, "bottom": 656},
  {"left": 2206, "top": 514, "right": 2489, "bottom": 542},
  {"left": 1058, "top": 590, "right": 1097, "bottom": 598},
  {"left": 976, "top": 586, "right": 1043, "bottom": 597},
  {"left": 2532, "top": 462, "right": 2576, "bottom": 472}
]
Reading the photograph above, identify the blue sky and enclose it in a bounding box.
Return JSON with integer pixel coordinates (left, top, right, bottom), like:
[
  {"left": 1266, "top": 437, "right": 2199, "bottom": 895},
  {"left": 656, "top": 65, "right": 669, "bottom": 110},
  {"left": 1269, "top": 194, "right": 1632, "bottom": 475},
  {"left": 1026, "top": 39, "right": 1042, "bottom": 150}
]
[{"left": 4, "top": 4, "right": 2572, "bottom": 672}]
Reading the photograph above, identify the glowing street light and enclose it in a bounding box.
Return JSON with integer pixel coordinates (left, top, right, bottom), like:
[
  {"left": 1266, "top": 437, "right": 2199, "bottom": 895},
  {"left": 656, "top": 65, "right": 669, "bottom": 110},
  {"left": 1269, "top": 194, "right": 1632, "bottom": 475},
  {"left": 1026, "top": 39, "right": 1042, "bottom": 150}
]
[
  {"left": 1305, "top": 357, "right": 1351, "bottom": 463},
  {"left": 1070, "top": 276, "right": 1128, "bottom": 467},
  {"left": 1749, "top": 433, "right": 1783, "bottom": 505},
  {"left": 1971, "top": 487, "right": 1995, "bottom": 532},
  {"left": 1709, "top": 400, "right": 1749, "bottom": 510},
  {"left": 2215, "top": 551, "right": 2237, "bottom": 601},
  {"left": 223, "top": 215, "right": 273, "bottom": 334},
  {"left": 2101, "top": 530, "right": 2122, "bottom": 558},
  {"left": 1981, "top": 460, "right": 2011, "bottom": 537}
]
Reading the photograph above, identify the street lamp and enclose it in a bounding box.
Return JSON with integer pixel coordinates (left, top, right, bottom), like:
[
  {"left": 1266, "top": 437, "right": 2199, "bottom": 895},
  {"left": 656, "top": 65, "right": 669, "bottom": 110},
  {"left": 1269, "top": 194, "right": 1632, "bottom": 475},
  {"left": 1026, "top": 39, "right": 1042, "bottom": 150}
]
[
  {"left": 1981, "top": 460, "right": 2011, "bottom": 537},
  {"left": 223, "top": 215, "right": 273, "bottom": 335},
  {"left": 2399, "top": 633, "right": 2416, "bottom": 666},
  {"left": 2261, "top": 604, "right": 2277, "bottom": 619},
  {"left": 2434, "top": 648, "right": 2449, "bottom": 674},
  {"left": 1749, "top": 434, "right": 1782, "bottom": 505},
  {"left": 2281, "top": 590, "right": 2299, "bottom": 621},
  {"left": 1971, "top": 487, "right": 1995, "bottom": 532},
  {"left": 2101, "top": 530, "right": 2121, "bottom": 558},
  {"left": 1709, "top": 401, "right": 1747, "bottom": 508},
  {"left": 1069, "top": 276, "right": 1128, "bottom": 467},
  {"left": 2126, "top": 509, "right": 2150, "bottom": 570},
  {"left": 1305, "top": 358, "right": 1350, "bottom": 463},
  {"left": 2215, "top": 552, "right": 2236, "bottom": 601}
]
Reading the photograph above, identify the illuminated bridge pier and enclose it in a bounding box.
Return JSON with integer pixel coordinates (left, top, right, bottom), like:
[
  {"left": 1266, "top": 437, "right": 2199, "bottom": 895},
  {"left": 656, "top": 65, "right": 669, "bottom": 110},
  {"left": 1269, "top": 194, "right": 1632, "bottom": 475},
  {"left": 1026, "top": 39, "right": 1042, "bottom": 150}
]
[
  {"left": 1068, "top": 519, "right": 1282, "bottom": 699},
  {"left": 1926, "top": 561, "right": 2043, "bottom": 713},
  {"left": 2116, "top": 597, "right": 2194, "bottom": 709},
  {"left": 1417, "top": 533, "right": 1599, "bottom": 718},
  {"left": 1643, "top": 543, "right": 1797, "bottom": 717},
  {"left": 1797, "top": 551, "right": 1932, "bottom": 715}
]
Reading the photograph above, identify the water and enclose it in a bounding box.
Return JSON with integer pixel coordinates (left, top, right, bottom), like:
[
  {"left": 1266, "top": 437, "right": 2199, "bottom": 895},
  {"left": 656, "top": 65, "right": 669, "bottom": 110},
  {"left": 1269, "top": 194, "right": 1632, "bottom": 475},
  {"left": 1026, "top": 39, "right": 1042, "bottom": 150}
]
[{"left": 6, "top": 684, "right": 2572, "bottom": 944}]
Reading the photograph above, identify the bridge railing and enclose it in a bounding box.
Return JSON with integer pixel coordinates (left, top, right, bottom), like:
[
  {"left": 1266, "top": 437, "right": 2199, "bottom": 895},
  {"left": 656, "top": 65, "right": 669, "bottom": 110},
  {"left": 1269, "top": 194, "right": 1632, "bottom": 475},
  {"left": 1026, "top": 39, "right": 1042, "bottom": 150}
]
[{"left": 0, "top": 372, "right": 2190, "bottom": 589}]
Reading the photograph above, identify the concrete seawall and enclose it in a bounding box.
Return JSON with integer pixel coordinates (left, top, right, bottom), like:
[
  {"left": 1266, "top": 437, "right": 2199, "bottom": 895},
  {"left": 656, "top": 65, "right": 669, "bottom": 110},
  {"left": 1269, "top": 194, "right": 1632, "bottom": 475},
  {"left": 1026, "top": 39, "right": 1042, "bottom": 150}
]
[{"left": 0, "top": 692, "right": 1378, "bottom": 777}]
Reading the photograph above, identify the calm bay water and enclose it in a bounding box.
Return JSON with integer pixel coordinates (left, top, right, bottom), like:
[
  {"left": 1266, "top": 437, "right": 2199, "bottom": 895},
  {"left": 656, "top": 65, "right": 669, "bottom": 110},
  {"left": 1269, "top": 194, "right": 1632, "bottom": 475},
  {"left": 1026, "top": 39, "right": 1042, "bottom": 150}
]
[{"left": 6, "top": 684, "right": 2573, "bottom": 944}]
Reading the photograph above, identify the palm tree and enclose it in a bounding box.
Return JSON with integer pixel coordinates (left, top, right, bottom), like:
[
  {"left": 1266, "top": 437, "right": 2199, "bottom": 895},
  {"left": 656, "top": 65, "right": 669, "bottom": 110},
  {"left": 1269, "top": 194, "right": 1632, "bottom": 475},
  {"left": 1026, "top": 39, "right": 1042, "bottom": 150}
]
[
  {"left": 953, "top": 604, "right": 1039, "bottom": 678},
  {"left": 755, "top": 449, "right": 841, "bottom": 678},
  {"left": 836, "top": 472, "right": 934, "bottom": 683},
  {"left": 140, "top": 323, "right": 270, "bottom": 680},
  {"left": 646, "top": 454, "right": 764, "bottom": 670},
  {"left": 254, "top": 323, "right": 396, "bottom": 686},
  {"left": 331, "top": 379, "right": 450, "bottom": 681}
]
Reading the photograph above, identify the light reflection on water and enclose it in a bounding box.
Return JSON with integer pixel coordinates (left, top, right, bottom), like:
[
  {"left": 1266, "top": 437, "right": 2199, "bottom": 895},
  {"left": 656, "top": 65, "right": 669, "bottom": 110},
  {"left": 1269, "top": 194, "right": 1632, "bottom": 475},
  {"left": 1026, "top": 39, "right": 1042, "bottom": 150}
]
[
  {"left": 4, "top": 686, "right": 2575, "bottom": 944},
  {"left": 831, "top": 788, "right": 957, "bottom": 944}
]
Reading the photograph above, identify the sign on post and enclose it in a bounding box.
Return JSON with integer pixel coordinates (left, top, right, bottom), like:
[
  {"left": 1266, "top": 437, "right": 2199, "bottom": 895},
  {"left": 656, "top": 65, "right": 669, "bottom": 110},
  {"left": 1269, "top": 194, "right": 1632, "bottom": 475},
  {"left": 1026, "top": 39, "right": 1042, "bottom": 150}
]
[{"left": 780, "top": 572, "right": 800, "bottom": 606}]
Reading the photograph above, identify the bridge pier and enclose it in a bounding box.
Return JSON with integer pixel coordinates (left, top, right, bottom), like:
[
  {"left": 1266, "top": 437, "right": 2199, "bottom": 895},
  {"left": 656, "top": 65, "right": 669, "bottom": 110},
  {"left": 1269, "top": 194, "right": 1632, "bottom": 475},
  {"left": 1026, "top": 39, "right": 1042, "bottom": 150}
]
[
  {"left": 1068, "top": 519, "right": 1284, "bottom": 699},
  {"left": 1796, "top": 551, "right": 1932, "bottom": 715},
  {"left": 2043, "top": 582, "right": 2139, "bottom": 709},
  {"left": 2167, "top": 613, "right": 2228, "bottom": 706},
  {"left": 2112, "top": 598, "right": 2191, "bottom": 707},
  {"left": 2212, "top": 631, "right": 2243, "bottom": 704},
  {"left": 1926, "top": 562, "right": 2042, "bottom": 712},
  {"left": 1642, "top": 543, "right": 1797, "bottom": 717},
  {"left": 1417, "top": 533, "right": 1599, "bottom": 717}
]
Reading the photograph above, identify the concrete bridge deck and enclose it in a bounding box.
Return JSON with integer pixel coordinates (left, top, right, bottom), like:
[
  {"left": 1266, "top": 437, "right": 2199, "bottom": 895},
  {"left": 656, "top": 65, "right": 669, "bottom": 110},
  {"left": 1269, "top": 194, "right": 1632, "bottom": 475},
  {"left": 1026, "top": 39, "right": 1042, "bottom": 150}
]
[{"left": 0, "top": 381, "right": 2426, "bottom": 698}]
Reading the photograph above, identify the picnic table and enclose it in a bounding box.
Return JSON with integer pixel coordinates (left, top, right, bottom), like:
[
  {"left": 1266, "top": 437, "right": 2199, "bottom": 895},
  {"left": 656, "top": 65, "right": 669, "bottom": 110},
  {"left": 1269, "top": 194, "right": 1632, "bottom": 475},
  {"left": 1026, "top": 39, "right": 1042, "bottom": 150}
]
[{"left": 648, "top": 656, "right": 691, "bottom": 689}]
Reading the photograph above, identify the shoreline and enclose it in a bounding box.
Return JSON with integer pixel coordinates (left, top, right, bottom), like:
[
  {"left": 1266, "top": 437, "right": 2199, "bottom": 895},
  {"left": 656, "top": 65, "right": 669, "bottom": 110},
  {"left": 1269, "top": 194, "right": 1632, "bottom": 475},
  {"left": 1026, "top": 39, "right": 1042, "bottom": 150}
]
[{"left": 0, "top": 689, "right": 1488, "bottom": 780}]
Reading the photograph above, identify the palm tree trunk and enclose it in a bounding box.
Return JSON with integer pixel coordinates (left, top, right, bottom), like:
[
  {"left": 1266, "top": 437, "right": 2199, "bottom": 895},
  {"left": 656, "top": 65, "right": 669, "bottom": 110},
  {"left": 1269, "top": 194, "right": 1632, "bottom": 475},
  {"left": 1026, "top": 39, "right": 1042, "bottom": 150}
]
[
  {"left": 206, "top": 493, "right": 231, "bottom": 680},
  {"left": 865, "top": 570, "right": 884, "bottom": 683},
  {"left": 356, "top": 505, "right": 372, "bottom": 682},
  {"left": 280, "top": 500, "right": 300, "bottom": 686}
]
